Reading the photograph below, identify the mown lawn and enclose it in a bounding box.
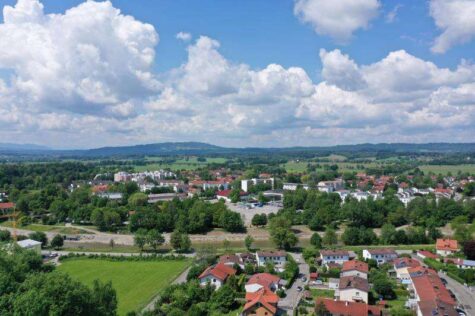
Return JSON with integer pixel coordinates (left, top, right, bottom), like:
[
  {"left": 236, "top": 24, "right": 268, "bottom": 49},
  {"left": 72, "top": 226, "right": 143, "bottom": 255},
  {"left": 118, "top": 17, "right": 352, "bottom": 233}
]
[
  {"left": 310, "top": 289, "right": 335, "bottom": 298},
  {"left": 419, "top": 164, "right": 475, "bottom": 175},
  {"left": 58, "top": 258, "right": 190, "bottom": 315}
]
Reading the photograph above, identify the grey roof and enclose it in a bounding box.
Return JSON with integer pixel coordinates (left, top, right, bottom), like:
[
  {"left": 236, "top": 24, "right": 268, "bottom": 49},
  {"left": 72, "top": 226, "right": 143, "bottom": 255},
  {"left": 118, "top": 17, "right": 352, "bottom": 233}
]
[{"left": 17, "top": 239, "right": 42, "bottom": 248}]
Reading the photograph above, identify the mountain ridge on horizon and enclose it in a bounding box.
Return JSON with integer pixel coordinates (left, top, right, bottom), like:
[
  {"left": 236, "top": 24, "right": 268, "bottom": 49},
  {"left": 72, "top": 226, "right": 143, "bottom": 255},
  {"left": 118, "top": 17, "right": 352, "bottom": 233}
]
[{"left": 2, "top": 141, "right": 475, "bottom": 156}]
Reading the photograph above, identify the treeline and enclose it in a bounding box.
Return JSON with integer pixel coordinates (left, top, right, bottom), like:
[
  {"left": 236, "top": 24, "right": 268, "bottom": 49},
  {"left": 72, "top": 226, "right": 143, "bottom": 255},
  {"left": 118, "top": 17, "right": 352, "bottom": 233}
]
[
  {"left": 0, "top": 249, "right": 117, "bottom": 315},
  {"left": 282, "top": 188, "right": 475, "bottom": 234}
]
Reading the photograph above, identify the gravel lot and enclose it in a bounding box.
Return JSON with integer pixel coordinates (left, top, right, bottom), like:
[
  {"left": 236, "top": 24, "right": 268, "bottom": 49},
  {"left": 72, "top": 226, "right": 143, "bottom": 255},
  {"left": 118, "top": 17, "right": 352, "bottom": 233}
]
[{"left": 225, "top": 202, "right": 281, "bottom": 226}]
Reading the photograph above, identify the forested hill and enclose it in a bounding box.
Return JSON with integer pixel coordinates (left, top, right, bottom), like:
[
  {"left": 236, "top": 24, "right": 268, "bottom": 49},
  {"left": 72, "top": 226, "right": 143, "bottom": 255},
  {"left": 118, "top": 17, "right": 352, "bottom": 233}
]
[{"left": 2, "top": 142, "right": 475, "bottom": 157}]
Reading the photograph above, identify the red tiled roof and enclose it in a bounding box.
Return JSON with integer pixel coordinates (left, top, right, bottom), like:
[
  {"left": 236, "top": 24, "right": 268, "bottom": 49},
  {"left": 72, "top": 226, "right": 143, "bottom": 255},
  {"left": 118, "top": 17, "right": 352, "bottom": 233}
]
[
  {"left": 410, "top": 267, "right": 457, "bottom": 315},
  {"left": 310, "top": 272, "right": 319, "bottom": 279},
  {"left": 247, "top": 273, "right": 281, "bottom": 288},
  {"left": 219, "top": 254, "right": 241, "bottom": 265},
  {"left": 0, "top": 202, "right": 15, "bottom": 209},
  {"left": 417, "top": 250, "right": 438, "bottom": 259},
  {"left": 316, "top": 298, "right": 382, "bottom": 316},
  {"left": 198, "top": 263, "right": 236, "bottom": 281},
  {"left": 216, "top": 189, "right": 247, "bottom": 197},
  {"left": 393, "top": 257, "right": 421, "bottom": 269},
  {"left": 436, "top": 239, "right": 459, "bottom": 251},
  {"left": 342, "top": 260, "right": 368, "bottom": 273},
  {"left": 244, "top": 287, "right": 279, "bottom": 315}
]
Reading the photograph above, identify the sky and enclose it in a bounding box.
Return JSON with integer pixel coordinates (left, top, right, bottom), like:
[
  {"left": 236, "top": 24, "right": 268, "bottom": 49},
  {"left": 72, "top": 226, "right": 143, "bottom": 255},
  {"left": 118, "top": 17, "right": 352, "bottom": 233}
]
[{"left": 0, "top": 0, "right": 474, "bottom": 149}]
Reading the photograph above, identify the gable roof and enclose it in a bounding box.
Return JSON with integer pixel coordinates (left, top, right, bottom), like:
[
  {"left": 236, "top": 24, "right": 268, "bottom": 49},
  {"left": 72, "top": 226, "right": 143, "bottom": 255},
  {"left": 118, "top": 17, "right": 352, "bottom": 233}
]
[
  {"left": 244, "top": 287, "right": 279, "bottom": 315},
  {"left": 256, "top": 250, "right": 286, "bottom": 257},
  {"left": 320, "top": 249, "right": 349, "bottom": 256},
  {"left": 417, "top": 250, "right": 438, "bottom": 259},
  {"left": 436, "top": 239, "right": 459, "bottom": 251},
  {"left": 366, "top": 248, "right": 397, "bottom": 256},
  {"left": 410, "top": 267, "right": 457, "bottom": 316},
  {"left": 315, "top": 298, "right": 382, "bottom": 316},
  {"left": 0, "top": 202, "right": 15, "bottom": 209},
  {"left": 339, "top": 276, "right": 369, "bottom": 292},
  {"left": 393, "top": 257, "right": 421, "bottom": 269},
  {"left": 198, "top": 263, "right": 236, "bottom": 281},
  {"left": 342, "top": 260, "right": 368, "bottom": 273},
  {"left": 247, "top": 273, "right": 281, "bottom": 289}
]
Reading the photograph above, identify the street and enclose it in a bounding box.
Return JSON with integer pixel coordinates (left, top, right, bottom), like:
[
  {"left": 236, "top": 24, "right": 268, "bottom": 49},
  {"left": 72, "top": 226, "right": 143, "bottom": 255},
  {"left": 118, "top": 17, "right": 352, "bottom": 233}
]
[
  {"left": 278, "top": 252, "right": 310, "bottom": 315},
  {"left": 438, "top": 271, "right": 475, "bottom": 315}
]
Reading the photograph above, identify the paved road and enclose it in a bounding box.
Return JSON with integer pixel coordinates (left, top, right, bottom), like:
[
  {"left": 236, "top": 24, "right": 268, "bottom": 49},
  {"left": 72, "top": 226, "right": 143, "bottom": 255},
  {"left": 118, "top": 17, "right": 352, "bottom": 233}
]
[
  {"left": 438, "top": 271, "right": 475, "bottom": 315},
  {"left": 142, "top": 267, "right": 191, "bottom": 313},
  {"left": 278, "top": 252, "right": 310, "bottom": 315},
  {"left": 42, "top": 249, "right": 196, "bottom": 258}
]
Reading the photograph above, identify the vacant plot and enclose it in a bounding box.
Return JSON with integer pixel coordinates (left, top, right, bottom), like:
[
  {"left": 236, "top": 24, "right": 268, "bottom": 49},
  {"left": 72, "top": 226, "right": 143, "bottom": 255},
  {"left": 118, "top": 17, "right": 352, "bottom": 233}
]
[
  {"left": 419, "top": 164, "right": 475, "bottom": 175},
  {"left": 0, "top": 222, "right": 92, "bottom": 234},
  {"left": 58, "top": 258, "right": 190, "bottom": 315}
]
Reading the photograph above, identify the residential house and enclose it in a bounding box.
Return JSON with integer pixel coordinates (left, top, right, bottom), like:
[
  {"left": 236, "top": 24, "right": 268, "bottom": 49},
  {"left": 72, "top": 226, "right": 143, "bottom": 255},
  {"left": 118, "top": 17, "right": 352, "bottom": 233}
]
[
  {"left": 393, "top": 257, "right": 421, "bottom": 284},
  {"left": 245, "top": 273, "right": 282, "bottom": 293},
  {"left": 436, "top": 239, "right": 459, "bottom": 256},
  {"left": 338, "top": 276, "right": 369, "bottom": 303},
  {"left": 417, "top": 250, "right": 438, "bottom": 260},
  {"left": 341, "top": 260, "right": 369, "bottom": 279},
  {"left": 198, "top": 263, "right": 236, "bottom": 289},
  {"left": 320, "top": 250, "right": 350, "bottom": 267},
  {"left": 17, "top": 239, "right": 42, "bottom": 254},
  {"left": 256, "top": 251, "right": 287, "bottom": 269},
  {"left": 315, "top": 298, "right": 383, "bottom": 316},
  {"left": 0, "top": 202, "right": 15, "bottom": 214},
  {"left": 242, "top": 286, "right": 279, "bottom": 316},
  {"left": 328, "top": 278, "right": 340, "bottom": 290},
  {"left": 444, "top": 258, "right": 475, "bottom": 269},
  {"left": 219, "top": 254, "right": 245, "bottom": 269},
  {"left": 362, "top": 249, "right": 397, "bottom": 265},
  {"left": 408, "top": 267, "right": 457, "bottom": 316},
  {"left": 317, "top": 180, "right": 344, "bottom": 193}
]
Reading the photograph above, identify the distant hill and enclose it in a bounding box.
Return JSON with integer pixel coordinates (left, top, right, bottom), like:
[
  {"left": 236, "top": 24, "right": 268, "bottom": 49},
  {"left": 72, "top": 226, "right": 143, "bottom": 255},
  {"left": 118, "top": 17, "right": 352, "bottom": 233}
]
[
  {"left": 0, "top": 143, "right": 50, "bottom": 152},
  {"left": 1, "top": 141, "right": 475, "bottom": 157}
]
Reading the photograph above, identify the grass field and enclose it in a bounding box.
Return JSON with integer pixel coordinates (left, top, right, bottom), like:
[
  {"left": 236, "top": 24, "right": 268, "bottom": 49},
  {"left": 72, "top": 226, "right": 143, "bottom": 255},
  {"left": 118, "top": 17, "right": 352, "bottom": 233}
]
[
  {"left": 419, "top": 164, "right": 475, "bottom": 175},
  {"left": 0, "top": 222, "right": 92, "bottom": 234},
  {"left": 58, "top": 258, "right": 190, "bottom": 315},
  {"left": 135, "top": 157, "right": 228, "bottom": 172},
  {"left": 310, "top": 289, "right": 334, "bottom": 298}
]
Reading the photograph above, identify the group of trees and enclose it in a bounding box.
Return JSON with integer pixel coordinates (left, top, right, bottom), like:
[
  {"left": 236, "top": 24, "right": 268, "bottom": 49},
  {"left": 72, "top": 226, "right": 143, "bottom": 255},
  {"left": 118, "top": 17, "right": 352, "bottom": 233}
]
[
  {"left": 280, "top": 187, "right": 474, "bottom": 246},
  {"left": 130, "top": 198, "right": 244, "bottom": 234},
  {"left": 0, "top": 249, "right": 117, "bottom": 315}
]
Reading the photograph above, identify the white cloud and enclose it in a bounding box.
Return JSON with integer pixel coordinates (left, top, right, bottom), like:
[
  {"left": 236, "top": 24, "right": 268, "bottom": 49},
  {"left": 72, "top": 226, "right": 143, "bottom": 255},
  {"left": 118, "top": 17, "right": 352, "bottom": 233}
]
[
  {"left": 0, "top": 0, "right": 159, "bottom": 117},
  {"left": 176, "top": 31, "right": 192, "bottom": 42},
  {"left": 386, "top": 4, "right": 402, "bottom": 23},
  {"left": 0, "top": 0, "right": 475, "bottom": 148},
  {"left": 294, "top": 0, "right": 380, "bottom": 43},
  {"left": 430, "top": 0, "right": 475, "bottom": 53}
]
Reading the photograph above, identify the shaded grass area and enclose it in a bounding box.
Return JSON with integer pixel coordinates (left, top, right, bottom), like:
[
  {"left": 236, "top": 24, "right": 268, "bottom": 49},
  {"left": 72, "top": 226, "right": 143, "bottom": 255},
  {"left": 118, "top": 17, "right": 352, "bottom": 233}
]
[{"left": 58, "top": 257, "right": 190, "bottom": 315}]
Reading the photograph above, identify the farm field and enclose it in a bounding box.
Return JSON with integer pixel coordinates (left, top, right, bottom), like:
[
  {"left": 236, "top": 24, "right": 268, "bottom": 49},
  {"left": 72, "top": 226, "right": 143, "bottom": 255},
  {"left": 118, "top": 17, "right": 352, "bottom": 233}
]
[
  {"left": 281, "top": 161, "right": 375, "bottom": 173},
  {"left": 58, "top": 258, "right": 191, "bottom": 315},
  {"left": 135, "top": 156, "right": 228, "bottom": 171},
  {"left": 418, "top": 164, "right": 475, "bottom": 175}
]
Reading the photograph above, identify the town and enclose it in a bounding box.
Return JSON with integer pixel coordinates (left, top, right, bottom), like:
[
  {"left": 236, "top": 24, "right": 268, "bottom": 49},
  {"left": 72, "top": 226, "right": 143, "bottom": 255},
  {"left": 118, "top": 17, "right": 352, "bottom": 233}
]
[{"left": 0, "top": 149, "right": 474, "bottom": 316}]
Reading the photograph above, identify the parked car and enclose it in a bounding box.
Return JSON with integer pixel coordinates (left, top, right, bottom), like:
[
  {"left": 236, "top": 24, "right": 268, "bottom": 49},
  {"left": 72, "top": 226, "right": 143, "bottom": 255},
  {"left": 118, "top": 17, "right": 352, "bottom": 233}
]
[
  {"left": 297, "top": 286, "right": 303, "bottom": 292},
  {"left": 440, "top": 277, "right": 447, "bottom": 285}
]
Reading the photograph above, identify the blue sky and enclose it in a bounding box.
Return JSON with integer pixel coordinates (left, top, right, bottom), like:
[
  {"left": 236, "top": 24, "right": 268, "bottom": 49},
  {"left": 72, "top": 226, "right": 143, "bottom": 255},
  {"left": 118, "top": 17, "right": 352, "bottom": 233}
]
[{"left": 0, "top": 0, "right": 474, "bottom": 148}]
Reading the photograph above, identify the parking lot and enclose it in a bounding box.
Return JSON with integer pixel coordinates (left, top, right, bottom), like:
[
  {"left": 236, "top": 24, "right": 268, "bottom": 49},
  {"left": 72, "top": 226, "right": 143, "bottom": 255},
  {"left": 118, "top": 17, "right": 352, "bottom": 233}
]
[{"left": 226, "top": 201, "right": 281, "bottom": 226}]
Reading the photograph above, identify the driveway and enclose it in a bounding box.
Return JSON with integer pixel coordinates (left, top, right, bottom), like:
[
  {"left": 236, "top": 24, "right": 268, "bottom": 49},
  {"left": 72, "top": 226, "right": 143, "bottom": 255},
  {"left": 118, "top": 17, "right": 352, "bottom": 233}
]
[{"left": 278, "top": 252, "right": 310, "bottom": 315}]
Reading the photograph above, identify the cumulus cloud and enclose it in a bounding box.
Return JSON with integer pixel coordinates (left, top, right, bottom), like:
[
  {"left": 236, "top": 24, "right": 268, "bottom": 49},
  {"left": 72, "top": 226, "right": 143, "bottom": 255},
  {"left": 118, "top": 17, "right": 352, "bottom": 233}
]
[
  {"left": 176, "top": 31, "right": 192, "bottom": 42},
  {"left": 294, "top": 0, "right": 380, "bottom": 43},
  {"left": 430, "top": 0, "right": 475, "bottom": 53},
  {"left": 386, "top": 4, "right": 402, "bottom": 23},
  {"left": 0, "top": 0, "right": 159, "bottom": 117},
  {"left": 1, "top": 0, "right": 475, "bottom": 147}
]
